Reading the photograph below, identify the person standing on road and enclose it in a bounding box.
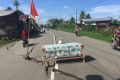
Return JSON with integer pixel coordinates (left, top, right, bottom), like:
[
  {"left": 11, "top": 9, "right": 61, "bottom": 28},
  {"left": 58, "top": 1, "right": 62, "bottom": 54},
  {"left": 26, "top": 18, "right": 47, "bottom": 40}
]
[
  {"left": 21, "top": 30, "right": 28, "bottom": 47},
  {"left": 75, "top": 24, "right": 81, "bottom": 36}
]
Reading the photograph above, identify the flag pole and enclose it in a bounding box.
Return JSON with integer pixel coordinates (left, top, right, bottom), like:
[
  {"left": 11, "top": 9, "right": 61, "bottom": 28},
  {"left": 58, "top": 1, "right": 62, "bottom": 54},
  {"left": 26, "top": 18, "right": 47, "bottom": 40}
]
[
  {"left": 25, "top": 0, "right": 38, "bottom": 59},
  {"left": 25, "top": 0, "right": 32, "bottom": 59}
]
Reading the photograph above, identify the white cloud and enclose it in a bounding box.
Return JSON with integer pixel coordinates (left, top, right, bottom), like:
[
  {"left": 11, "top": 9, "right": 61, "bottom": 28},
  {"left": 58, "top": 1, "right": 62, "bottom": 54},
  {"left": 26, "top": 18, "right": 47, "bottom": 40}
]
[
  {"left": 38, "top": 9, "right": 45, "bottom": 14},
  {"left": 64, "top": 5, "right": 69, "bottom": 9},
  {"left": 19, "top": 5, "right": 46, "bottom": 16},
  {"left": 89, "top": 5, "right": 120, "bottom": 18},
  {"left": 0, "top": 6, "right": 4, "bottom": 10},
  {"left": 19, "top": 5, "right": 30, "bottom": 14}
]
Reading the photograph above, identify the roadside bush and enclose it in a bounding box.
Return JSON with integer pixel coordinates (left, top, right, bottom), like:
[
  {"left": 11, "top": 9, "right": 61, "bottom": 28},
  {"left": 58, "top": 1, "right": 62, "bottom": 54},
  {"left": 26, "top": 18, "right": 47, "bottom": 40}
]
[
  {"left": 101, "top": 31, "right": 112, "bottom": 36},
  {"left": 82, "top": 25, "right": 96, "bottom": 32}
]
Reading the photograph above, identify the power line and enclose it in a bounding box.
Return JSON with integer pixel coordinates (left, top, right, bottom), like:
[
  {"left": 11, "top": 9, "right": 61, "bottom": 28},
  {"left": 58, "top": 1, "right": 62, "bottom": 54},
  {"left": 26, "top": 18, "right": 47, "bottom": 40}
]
[{"left": 81, "top": 0, "right": 107, "bottom": 10}]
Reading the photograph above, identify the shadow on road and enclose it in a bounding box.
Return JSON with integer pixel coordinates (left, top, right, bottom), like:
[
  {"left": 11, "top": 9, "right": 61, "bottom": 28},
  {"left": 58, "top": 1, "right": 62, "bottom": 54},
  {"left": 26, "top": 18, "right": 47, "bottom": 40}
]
[
  {"left": 86, "top": 75, "right": 104, "bottom": 80},
  {"left": 57, "top": 55, "right": 96, "bottom": 64},
  {"left": 117, "top": 78, "right": 120, "bottom": 80},
  {"left": 28, "top": 43, "right": 39, "bottom": 47},
  {"left": 57, "top": 58, "right": 84, "bottom": 64},
  {"left": 30, "top": 34, "right": 43, "bottom": 39},
  {"left": 85, "top": 55, "right": 96, "bottom": 62}
]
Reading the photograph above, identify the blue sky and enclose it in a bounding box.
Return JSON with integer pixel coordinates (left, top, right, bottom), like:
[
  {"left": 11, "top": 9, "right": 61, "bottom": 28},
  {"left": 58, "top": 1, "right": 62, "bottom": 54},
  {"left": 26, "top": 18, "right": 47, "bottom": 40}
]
[{"left": 0, "top": 0, "right": 120, "bottom": 24}]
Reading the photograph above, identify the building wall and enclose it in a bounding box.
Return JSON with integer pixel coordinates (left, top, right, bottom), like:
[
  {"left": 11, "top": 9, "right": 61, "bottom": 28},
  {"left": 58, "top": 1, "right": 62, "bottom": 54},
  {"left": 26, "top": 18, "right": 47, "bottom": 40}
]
[{"left": 0, "top": 12, "right": 24, "bottom": 38}]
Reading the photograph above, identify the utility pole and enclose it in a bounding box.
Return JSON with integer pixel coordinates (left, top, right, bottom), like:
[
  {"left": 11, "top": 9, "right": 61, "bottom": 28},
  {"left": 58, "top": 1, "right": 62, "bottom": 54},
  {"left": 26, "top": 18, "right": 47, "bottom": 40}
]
[{"left": 76, "top": 10, "right": 77, "bottom": 25}]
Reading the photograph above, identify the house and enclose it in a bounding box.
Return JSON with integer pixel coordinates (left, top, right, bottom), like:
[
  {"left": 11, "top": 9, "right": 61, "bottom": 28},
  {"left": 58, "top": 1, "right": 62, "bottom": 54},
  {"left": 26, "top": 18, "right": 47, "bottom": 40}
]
[
  {"left": 0, "top": 10, "right": 25, "bottom": 39},
  {"left": 79, "top": 18, "right": 112, "bottom": 30}
]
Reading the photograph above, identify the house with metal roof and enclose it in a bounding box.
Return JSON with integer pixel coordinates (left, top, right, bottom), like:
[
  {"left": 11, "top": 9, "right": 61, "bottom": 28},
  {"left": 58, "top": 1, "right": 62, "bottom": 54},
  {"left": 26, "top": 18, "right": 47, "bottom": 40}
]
[
  {"left": 81, "top": 18, "right": 112, "bottom": 23},
  {"left": 79, "top": 18, "right": 112, "bottom": 30},
  {"left": 0, "top": 10, "right": 26, "bottom": 38},
  {"left": 0, "top": 10, "right": 16, "bottom": 16}
]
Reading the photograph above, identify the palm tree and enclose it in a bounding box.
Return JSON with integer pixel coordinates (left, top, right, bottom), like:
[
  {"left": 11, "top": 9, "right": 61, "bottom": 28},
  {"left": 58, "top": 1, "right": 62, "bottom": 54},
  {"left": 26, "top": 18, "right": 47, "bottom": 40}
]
[
  {"left": 13, "top": 0, "right": 20, "bottom": 10},
  {"left": 70, "top": 17, "right": 75, "bottom": 24},
  {"left": 5, "top": 7, "right": 12, "bottom": 10},
  {"left": 86, "top": 13, "right": 91, "bottom": 19},
  {"left": 80, "top": 11, "right": 86, "bottom": 19}
]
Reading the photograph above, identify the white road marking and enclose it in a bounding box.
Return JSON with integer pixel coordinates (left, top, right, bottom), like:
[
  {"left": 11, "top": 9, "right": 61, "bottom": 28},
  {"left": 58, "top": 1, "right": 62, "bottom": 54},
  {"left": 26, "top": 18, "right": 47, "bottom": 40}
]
[
  {"left": 49, "top": 31, "right": 56, "bottom": 44},
  {"left": 55, "top": 63, "right": 58, "bottom": 69},
  {"left": 49, "top": 63, "right": 58, "bottom": 80},
  {"left": 48, "top": 31, "right": 59, "bottom": 80},
  {"left": 49, "top": 71, "right": 55, "bottom": 80}
]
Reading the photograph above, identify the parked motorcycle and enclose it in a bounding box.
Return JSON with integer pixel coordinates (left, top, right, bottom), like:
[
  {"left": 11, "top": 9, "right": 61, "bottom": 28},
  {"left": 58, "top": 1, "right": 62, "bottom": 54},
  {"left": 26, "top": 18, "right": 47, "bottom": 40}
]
[{"left": 111, "top": 36, "right": 120, "bottom": 50}]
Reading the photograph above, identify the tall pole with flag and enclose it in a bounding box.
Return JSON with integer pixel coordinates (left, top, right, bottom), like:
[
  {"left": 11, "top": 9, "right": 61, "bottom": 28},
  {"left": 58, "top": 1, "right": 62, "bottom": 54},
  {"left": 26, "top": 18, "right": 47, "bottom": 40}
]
[
  {"left": 25, "top": 0, "right": 38, "bottom": 59},
  {"left": 31, "top": 0, "right": 38, "bottom": 22},
  {"left": 28, "top": 0, "right": 38, "bottom": 39}
]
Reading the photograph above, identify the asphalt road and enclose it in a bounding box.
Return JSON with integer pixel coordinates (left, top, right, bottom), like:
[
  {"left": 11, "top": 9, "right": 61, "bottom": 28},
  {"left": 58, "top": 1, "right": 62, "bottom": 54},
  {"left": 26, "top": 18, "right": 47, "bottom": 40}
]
[{"left": 0, "top": 30, "right": 120, "bottom": 80}]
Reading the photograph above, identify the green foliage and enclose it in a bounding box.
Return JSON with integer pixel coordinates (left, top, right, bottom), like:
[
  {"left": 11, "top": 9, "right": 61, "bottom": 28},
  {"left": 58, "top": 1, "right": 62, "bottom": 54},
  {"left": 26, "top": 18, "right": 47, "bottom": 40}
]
[
  {"left": 69, "top": 17, "right": 75, "bottom": 24},
  {"left": 80, "top": 31, "right": 113, "bottom": 42},
  {"left": 101, "top": 30, "right": 112, "bottom": 36},
  {"left": 86, "top": 13, "right": 91, "bottom": 19},
  {"left": 79, "top": 10, "right": 92, "bottom": 20},
  {"left": 82, "top": 24, "right": 96, "bottom": 32},
  {"left": 47, "top": 16, "right": 113, "bottom": 42},
  {"left": 13, "top": 0, "right": 20, "bottom": 10},
  {"left": 5, "top": 7, "right": 12, "bottom": 10},
  {"left": 47, "top": 17, "right": 75, "bottom": 29},
  {"left": 110, "top": 20, "right": 120, "bottom": 26},
  {"left": 82, "top": 24, "right": 113, "bottom": 37},
  {"left": 80, "top": 11, "right": 86, "bottom": 19},
  {"left": 0, "top": 38, "right": 18, "bottom": 47}
]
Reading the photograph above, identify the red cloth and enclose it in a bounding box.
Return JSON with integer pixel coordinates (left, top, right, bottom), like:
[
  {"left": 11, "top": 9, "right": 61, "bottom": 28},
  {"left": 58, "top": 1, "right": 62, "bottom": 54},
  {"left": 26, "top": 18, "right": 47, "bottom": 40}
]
[
  {"left": 31, "top": 0, "right": 38, "bottom": 21},
  {"left": 21, "top": 30, "right": 27, "bottom": 40}
]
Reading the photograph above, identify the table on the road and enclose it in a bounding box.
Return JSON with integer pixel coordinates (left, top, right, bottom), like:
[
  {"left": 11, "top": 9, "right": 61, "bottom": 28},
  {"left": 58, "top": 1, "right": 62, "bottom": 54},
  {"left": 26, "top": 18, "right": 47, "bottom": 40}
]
[{"left": 41, "top": 43, "right": 85, "bottom": 66}]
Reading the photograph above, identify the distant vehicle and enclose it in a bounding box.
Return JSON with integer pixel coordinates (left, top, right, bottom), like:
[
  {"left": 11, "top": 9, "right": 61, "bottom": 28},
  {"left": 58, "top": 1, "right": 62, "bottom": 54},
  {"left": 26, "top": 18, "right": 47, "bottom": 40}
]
[{"left": 43, "top": 28, "right": 46, "bottom": 33}]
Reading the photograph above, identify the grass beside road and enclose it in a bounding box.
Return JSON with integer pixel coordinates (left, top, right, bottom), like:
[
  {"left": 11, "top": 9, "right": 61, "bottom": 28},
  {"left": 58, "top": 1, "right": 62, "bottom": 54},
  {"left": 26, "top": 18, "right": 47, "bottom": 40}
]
[
  {"left": 0, "top": 39, "right": 18, "bottom": 47},
  {"left": 80, "top": 31, "right": 113, "bottom": 42},
  {"left": 59, "top": 28, "right": 113, "bottom": 42}
]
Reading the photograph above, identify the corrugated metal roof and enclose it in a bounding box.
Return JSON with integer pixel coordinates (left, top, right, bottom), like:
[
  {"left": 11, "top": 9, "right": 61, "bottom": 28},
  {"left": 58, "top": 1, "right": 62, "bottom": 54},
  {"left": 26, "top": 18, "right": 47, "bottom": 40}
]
[
  {"left": 81, "top": 18, "right": 112, "bottom": 22},
  {"left": 0, "top": 10, "right": 16, "bottom": 16}
]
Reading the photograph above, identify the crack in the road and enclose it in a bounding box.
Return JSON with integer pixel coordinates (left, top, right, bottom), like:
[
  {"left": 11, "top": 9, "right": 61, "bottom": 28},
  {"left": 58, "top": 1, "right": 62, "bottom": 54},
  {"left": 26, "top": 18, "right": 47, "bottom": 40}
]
[
  {"left": 6, "top": 42, "right": 16, "bottom": 50},
  {"left": 7, "top": 42, "right": 41, "bottom": 63}
]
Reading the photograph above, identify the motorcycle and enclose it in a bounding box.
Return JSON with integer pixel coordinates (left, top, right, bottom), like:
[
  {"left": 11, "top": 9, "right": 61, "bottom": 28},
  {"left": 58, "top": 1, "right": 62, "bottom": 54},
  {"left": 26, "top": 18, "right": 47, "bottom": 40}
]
[{"left": 111, "top": 35, "right": 120, "bottom": 50}]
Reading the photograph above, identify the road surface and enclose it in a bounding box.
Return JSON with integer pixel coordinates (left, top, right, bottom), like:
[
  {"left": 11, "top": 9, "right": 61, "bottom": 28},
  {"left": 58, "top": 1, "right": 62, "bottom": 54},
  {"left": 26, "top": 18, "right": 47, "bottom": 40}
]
[{"left": 0, "top": 30, "right": 120, "bottom": 80}]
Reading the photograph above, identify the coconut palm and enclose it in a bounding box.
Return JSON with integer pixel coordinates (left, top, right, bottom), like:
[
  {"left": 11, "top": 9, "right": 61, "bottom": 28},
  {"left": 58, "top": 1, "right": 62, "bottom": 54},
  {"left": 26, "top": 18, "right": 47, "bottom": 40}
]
[
  {"left": 80, "top": 11, "right": 86, "bottom": 19},
  {"left": 5, "top": 7, "right": 12, "bottom": 10},
  {"left": 86, "top": 13, "right": 91, "bottom": 19},
  {"left": 13, "top": 0, "right": 20, "bottom": 10}
]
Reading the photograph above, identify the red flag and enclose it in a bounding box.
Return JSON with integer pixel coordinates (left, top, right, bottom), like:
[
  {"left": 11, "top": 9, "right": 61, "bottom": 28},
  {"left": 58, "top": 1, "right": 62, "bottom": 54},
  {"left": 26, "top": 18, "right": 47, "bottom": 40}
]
[{"left": 31, "top": 0, "right": 38, "bottom": 20}]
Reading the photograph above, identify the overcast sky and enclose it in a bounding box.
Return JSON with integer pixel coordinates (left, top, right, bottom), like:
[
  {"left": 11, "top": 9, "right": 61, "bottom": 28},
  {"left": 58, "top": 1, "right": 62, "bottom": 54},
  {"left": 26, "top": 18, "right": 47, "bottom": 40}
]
[{"left": 0, "top": 0, "right": 120, "bottom": 24}]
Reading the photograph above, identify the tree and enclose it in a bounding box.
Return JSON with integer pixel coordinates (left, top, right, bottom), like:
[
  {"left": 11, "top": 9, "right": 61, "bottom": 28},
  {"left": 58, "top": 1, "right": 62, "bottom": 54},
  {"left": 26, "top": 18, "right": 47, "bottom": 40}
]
[
  {"left": 69, "top": 17, "right": 75, "bottom": 24},
  {"left": 86, "top": 13, "right": 91, "bottom": 19},
  {"left": 80, "top": 11, "right": 86, "bottom": 19},
  {"left": 13, "top": 0, "right": 20, "bottom": 10},
  {"left": 5, "top": 7, "right": 12, "bottom": 10}
]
